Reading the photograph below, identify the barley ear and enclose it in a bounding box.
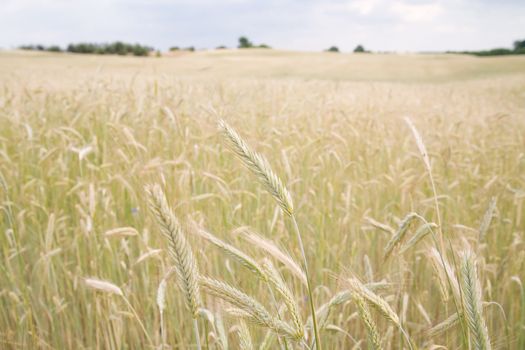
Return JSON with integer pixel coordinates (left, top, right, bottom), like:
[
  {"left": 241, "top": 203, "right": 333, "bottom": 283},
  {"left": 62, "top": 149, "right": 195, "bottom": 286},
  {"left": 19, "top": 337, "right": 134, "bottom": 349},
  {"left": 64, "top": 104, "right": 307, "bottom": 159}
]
[
  {"left": 219, "top": 119, "right": 294, "bottom": 216},
  {"left": 146, "top": 184, "right": 201, "bottom": 317}
]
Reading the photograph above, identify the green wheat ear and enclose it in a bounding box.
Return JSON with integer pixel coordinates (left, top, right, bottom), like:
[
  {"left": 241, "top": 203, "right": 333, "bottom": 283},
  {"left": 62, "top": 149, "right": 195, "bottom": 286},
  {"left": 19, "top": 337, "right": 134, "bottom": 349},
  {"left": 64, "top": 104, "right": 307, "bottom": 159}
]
[{"left": 460, "top": 251, "right": 491, "bottom": 350}]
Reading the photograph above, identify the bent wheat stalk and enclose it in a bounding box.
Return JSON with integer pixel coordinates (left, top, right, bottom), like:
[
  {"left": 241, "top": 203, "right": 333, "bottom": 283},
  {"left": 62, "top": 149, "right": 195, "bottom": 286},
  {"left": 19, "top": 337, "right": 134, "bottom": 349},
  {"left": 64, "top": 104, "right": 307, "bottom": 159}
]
[
  {"left": 84, "top": 278, "right": 153, "bottom": 345},
  {"left": 200, "top": 276, "right": 298, "bottom": 339},
  {"left": 219, "top": 120, "right": 321, "bottom": 349}
]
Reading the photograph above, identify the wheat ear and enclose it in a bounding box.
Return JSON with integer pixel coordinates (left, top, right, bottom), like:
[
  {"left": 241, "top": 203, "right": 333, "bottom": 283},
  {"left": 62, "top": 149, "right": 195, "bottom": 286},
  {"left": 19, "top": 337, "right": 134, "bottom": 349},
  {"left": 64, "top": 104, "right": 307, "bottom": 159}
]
[
  {"left": 399, "top": 222, "right": 438, "bottom": 254},
  {"left": 478, "top": 197, "right": 497, "bottom": 242},
  {"left": 146, "top": 184, "right": 202, "bottom": 349},
  {"left": 237, "top": 320, "right": 254, "bottom": 350},
  {"left": 219, "top": 119, "right": 293, "bottom": 216},
  {"left": 262, "top": 259, "right": 305, "bottom": 340},
  {"left": 352, "top": 292, "right": 383, "bottom": 350},
  {"left": 200, "top": 276, "right": 297, "bottom": 339},
  {"left": 147, "top": 184, "right": 201, "bottom": 316},
  {"left": 237, "top": 227, "right": 307, "bottom": 286},
  {"left": 460, "top": 251, "right": 491, "bottom": 350},
  {"left": 427, "top": 312, "right": 460, "bottom": 337},
  {"left": 195, "top": 224, "right": 267, "bottom": 280},
  {"left": 347, "top": 278, "right": 400, "bottom": 326},
  {"left": 84, "top": 278, "right": 153, "bottom": 345},
  {"left": 219, "top": 120, "right": 321, "bottom": 349},
  {"left": 384, "top": 212, "right": 418, "bottom": 260},
  {"left": 428, "top": 247, "right": 460, "bottom": 302},
  {"left": 347, "top": 278, "right": 413, "bottom": 349}
]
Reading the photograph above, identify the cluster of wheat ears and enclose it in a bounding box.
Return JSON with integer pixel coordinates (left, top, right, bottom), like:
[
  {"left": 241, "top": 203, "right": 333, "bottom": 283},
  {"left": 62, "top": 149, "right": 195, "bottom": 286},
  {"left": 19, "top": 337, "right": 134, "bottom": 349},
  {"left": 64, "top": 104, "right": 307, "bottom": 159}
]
[{"left": 81, "top": 117, "right": 498, "bottom": 350}]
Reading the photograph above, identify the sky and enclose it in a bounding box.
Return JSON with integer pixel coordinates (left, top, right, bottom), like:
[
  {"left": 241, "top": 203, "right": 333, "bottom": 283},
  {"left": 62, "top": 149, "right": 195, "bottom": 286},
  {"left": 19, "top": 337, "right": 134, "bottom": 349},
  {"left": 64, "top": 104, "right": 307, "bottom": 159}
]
[{"left": 1, "top": 0, "right": 524, "bottom": 52}]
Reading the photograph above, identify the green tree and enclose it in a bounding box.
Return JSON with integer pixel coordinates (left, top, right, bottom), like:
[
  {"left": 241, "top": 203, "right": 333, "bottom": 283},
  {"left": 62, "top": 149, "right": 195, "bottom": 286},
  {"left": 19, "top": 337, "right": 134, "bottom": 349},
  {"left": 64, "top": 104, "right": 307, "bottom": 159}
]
[
  {"left": 354, "top": 45, "right": 365, "bottom": 53},
  {"left": 326, "top": 46, "right": 339, "bottom": 52},
  {"left": 47, "top": 45, "right": 62, "bottom": 52},
  {"left": 238, "top": 36, "right": 253, "bottom": 48},
  {"left": 514, "top": 39, "right": 525, "bottom": 51}
]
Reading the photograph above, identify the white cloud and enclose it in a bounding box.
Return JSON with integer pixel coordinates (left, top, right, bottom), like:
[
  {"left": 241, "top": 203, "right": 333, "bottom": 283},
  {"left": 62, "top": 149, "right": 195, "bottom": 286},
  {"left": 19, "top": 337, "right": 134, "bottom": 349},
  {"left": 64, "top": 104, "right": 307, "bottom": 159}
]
[
  {"left": 390, "top": 1, "right": 443, "bottom": 23},
  {"left": 0, "top": 0, "right": 524, "bottom": 52},
  {"left": 346, "top": 0, "right": 380, "bottom": 15}
]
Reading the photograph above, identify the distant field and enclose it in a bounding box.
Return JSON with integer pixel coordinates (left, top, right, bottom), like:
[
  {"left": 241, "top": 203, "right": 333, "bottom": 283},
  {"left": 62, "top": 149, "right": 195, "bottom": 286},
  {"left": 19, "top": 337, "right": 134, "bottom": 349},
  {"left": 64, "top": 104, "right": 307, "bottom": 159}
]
[
  {"left": 0, "top": 50, "right": 524, "bottom": 349},
  {"left": 2, "top": 49, "right": 525, "bottom": 85}
]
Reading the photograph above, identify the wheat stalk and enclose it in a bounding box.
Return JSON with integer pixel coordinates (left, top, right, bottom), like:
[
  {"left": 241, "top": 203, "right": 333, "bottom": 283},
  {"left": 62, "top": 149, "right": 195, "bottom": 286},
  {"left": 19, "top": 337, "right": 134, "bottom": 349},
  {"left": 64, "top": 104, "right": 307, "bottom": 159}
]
[
  {"left": 404, "top": 117, "right": 446, "bottom": 257},
  {"left": 83, "top": 277, "right": 153, "bottom": 345},
  {"left": 219, "top": 120, "right": 321, "bottom": 349}
]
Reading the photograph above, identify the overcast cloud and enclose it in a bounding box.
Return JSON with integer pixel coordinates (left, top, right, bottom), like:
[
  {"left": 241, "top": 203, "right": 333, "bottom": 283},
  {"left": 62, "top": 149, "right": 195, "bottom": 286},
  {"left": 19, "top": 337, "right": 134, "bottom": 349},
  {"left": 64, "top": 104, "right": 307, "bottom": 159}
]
[{"left": 1, "top": 0, "right": 524, "bottom": 52}]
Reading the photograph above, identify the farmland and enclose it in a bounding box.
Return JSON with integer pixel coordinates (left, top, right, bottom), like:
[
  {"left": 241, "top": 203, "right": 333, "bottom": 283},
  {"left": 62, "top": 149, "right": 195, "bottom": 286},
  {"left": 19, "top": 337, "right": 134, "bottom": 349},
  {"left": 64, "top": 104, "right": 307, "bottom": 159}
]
[{"left": 1, "top": 49, "right": 524, "bottom": 349}]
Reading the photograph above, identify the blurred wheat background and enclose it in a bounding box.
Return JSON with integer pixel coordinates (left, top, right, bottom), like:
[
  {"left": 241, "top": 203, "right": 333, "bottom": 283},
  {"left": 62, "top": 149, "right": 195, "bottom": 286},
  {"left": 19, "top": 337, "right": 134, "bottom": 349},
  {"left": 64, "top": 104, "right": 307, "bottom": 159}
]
[{"left": 0, "top": 50, "right": 524, "bottom": 349}]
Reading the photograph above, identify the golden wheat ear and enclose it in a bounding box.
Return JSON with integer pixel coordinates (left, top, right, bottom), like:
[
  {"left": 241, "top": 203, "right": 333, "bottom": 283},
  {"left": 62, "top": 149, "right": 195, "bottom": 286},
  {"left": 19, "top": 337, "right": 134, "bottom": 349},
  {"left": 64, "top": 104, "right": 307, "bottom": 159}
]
[
  {"left": 218, "top": 119, "right": 294, "bottom": 216},
  {"left": 200, "top": 276, "right": 298, "bottom": 340},
  {"left": 352, "top": 292, "right": 383, "bottom": 350},
  {"left": 146, "top": 184, "right": 202, "bottom": 317}
]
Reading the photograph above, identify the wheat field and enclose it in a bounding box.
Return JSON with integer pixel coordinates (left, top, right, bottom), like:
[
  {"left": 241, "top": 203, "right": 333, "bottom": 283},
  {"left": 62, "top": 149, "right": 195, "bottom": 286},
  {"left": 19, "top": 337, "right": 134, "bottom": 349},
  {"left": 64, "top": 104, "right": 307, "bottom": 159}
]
[{"left": 1, "top": 49, "right": 524, "bottom": 349}]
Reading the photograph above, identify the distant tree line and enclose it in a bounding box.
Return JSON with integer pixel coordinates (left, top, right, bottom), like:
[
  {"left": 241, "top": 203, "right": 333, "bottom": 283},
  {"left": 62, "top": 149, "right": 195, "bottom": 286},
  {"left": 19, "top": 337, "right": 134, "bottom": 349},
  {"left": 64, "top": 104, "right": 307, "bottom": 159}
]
[
  {"left": 19, "top": 42, "right": 154, "bottom": 56},
  {"left": 325, "top": 44, "right": 368, "bottom": 53},
  {"left": 169, "top": 46, "right": 195, "bottom": 52},
  {"left": 238, "top": 36, "right": 271, "bottom": 49},
  {"left": 19, "top": 44, "right": 62, "bottom": 52},
  {"left": 447, "top": 39, "right": 525, "bottom": 56}
]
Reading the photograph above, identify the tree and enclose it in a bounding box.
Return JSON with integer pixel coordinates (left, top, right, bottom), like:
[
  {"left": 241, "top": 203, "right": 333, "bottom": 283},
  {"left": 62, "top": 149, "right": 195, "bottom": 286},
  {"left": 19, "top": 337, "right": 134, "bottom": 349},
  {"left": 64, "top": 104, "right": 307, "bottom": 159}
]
[
  {"left": 354, "top": 45, "right": 365, "bottom": 53},
  {"left": 326, "top": 46, "right": 339, "bottom": 52},
  {"left": 238, "top": 36, "right": 253, "bottom": 49},
  {"left": 47, "top": 45, "right": 62, "bottom": 52},
  {"left": 514, "top": 39, "right": 525, "bottom": 51}
]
